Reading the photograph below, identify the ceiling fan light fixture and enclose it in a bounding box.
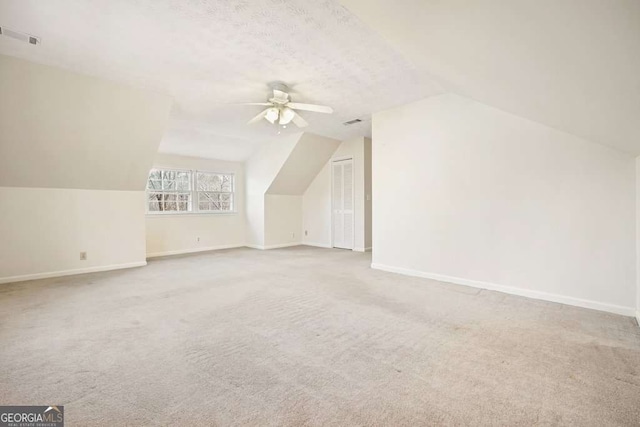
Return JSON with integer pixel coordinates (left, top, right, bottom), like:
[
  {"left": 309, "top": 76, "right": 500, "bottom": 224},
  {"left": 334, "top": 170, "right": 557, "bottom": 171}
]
[
  {"left": 265, "top": 107, "right": 279, "bottom": 124},
  {"left": 243, "top": 85, "right": 332, "bottom": 129},
  {"left": 279, "top": 107, "right": 295, "bottom": 125}
]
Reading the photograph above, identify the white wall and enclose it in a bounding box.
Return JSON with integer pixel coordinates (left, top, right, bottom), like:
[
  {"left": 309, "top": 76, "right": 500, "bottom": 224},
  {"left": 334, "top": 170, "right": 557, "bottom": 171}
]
[
  {"left": 372, "top": 94, "right": 636, "bottom": 315},
  {"left": 364, "top": 137, "right": 372, "bottom": 249},
  {"left": 0, "top": 187, "right": 146, "bottom": 283},
  {"left": 145, "top": 153, "right": 246, "bottom": 257},
  {"left": 265, "top": 195, "right": 303, "bottom": 248},
  {"left": 302, "top": 162, "right": 333, "bottom": 248},
  {"left": 302, "top": 137, "right": 371, "bottom": 251},
  {"left": 636, "top": 157, "right": 640, "bottom": 322},
  {"left": 0, "top": 56, "right": 172, "bottom": 283}
]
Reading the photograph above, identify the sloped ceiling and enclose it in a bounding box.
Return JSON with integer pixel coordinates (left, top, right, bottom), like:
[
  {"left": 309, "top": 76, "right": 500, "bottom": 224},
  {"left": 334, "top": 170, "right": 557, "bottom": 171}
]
[
  {"left": 267, "top": 133, "right": 341, "bottom": 195},
  {"left": 0, "top": 0, "right": 442, "bottom": 161},
  {"left": 0, "top": 54, "right": 172, "bottom": 190},
  {"left": 340, "top": 0, "right": 640, "bottom": 154}
]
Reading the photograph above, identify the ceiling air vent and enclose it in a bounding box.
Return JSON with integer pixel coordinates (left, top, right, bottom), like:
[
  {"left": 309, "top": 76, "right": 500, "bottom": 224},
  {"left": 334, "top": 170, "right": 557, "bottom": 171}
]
[
  {"left": 343, "top": 118, "right": 362, "bottom": 126},
  {"left": 0, "top": 26, "right": 40, "bottom": 45}
]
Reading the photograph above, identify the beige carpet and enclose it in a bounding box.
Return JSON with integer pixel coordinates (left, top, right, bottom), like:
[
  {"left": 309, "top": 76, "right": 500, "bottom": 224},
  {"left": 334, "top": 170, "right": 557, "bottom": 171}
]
[{"left": 1, "top": 246, "right": 639, "bottom": 426}]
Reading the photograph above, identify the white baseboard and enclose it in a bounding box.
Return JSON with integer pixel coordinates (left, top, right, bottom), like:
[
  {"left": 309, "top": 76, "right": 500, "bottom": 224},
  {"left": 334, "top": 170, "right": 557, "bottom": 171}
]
[
  {"left": 371, "top": 263, "right": 636, "bottom": 317},
  {"left": 146, "top": 244, "right": 244, "bottom": 258},
  {"left": 636, "top": 311, "right": 640, "bottom": 327},
  {"left": 246, "top": 243, "right": 301, "bottom": 250},
  {"left": 265, "top": 243, "right": 301, "bottom": 249},
  {"left": 303, "top": 242, "right": 332, "bottom": 249},
  {"left": 0, "top": 261, "right": 147, "bottom": 285}
]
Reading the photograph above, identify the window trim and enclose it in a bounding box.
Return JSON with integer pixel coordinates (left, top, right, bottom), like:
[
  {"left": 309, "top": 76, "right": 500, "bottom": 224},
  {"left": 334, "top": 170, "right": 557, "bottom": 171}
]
[{"left": 145, "top": 167, "right": 237, "bottom": 216}]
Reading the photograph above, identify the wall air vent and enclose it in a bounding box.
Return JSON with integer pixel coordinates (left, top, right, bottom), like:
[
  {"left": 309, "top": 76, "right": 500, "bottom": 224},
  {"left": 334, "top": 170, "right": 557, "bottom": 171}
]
[
  {"left": 343, "top": 118, "right": 362, "bottom": 126},
  {"left": 0, "top": 26, "right": 40, "bottom": 45}
]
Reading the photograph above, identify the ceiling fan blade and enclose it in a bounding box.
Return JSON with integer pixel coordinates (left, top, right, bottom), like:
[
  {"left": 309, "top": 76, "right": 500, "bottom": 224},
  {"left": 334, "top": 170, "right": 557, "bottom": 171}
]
[
  {"left": 291, "top": 112, "right": 309, "bottom": 128},
  {"left": 247, "top": 108, "right": 269, "bottom": 124},
  {"left": 287, "top": 102, "right": 333, "bottom": 114},
  {"left": 240, "top": 102, "right": 272, "bottom": 106}
]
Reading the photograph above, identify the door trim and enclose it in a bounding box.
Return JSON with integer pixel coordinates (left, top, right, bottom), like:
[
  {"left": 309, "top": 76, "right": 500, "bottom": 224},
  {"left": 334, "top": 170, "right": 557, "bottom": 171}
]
[{"left": 331, "top": 157, "right": 355, "bottom": 250}]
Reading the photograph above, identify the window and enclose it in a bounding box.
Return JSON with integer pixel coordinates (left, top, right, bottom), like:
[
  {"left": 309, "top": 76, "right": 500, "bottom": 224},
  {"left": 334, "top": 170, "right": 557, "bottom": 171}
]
[
  {"left": 146, "top": 168, "right": 235, "bottom": 214},
  {"left": 147, "top": 169, "right": 192, "bottom": 213},
  {"left": 196, "top": 172, "right": 234, "bottom": 212}
]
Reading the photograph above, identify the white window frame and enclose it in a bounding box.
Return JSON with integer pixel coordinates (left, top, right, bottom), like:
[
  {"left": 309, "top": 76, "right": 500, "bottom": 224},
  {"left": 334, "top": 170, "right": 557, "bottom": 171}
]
[{"left": 146, "top": 168, "right": 236, "bottom": 215}]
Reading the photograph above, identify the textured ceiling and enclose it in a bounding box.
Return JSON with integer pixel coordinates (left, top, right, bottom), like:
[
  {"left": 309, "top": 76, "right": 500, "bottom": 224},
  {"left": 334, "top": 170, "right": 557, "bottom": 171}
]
[
  {"left": 340, "top": 0, "right": 640, "bottom": 154},
  {"left": 0, "top": 0, "right": 442, "bottom": 161}
]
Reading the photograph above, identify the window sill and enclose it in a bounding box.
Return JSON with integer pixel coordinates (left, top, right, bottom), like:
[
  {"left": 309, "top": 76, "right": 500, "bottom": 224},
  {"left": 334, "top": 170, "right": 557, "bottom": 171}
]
[{"left": 146, "top": 211, "right": 239, "bottom": 217}]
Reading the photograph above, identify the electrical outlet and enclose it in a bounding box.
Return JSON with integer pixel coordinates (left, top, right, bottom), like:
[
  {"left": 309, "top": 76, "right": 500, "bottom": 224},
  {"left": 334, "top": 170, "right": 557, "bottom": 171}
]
[
  {"left": 80, "top": 252, "right": 87, "bottom": 261},
  {"left": 292, "top": 232, "right": 295, "bottom": 238},
  {"left": 197, "top": 237, "right": 200, "bottom": 242},
  {"left": 305, "top": 230, "right": 308, "bottom": 236}
]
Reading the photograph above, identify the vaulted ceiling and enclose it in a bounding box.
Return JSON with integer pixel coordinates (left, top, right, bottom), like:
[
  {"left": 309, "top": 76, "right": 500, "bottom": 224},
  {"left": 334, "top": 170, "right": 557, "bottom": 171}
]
[
  {"left": 0, "top": 0, "right": 441, "bottom": 161},
  {"left": 2, "top": 0, "right": 638, "bottom": 158},
  {"left": 0, "top": 54, "right": 172, "bottom": 190},
  {"left": 340, "top": 0, "right": 640, "bottom": 154}
]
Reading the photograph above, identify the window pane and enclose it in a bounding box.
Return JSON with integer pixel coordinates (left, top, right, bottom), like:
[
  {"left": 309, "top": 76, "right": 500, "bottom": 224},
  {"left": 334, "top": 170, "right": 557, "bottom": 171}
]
[
  {"left": 197, "top": 172, "right": 233, "bottom": 192},
  {"left": 221, "top": 175, "right": 233, "bottom": 192},
  {"left": 148, "top": 200, "right": 161, "bottom": 211},
  {"left": 179, "top": 193, "right": 191, "bottom": 211},
  {"left": 176, "top": 171, "right": 191, "bottom": 191},
  {"left": 222, "top": 192, "right": 233, "bottom": 211},
  {"left": 163, "top": 180, "right": 176, "bottom": 191},
  {"left": 198, "top": 191, "right": 219, "bottom": 211},
  {"left": 197, "top": 173, "right": 220, "bottom": 191},
  {"left": 146, "top": 192, "right": 192, "bottom": 213},
  {"left": 147, "top": 168, "right": 163, "bottom": 190},
  {"left": 162, "top": 193, "right": 175, "bottom": 211},
  {"left": 147, "top": 192, "right": 162, "bottom": 212},
  {"left": 201, "top": 202, "right": 221, "bottom": 211},
  {"left": 200, "top": 192, "right": 220, "bottom": 210},
  {"left": 197, "top": 191, "right": 233, "bottom": 211},
  {"left": 148, "top": 179, "right": 162, "bottom": 190},
  {"left": 147, "top": 169, "right": 192, "bottom": 191},
  {"left": 198, "top": 192, "right": 219, "bottom": 202}
]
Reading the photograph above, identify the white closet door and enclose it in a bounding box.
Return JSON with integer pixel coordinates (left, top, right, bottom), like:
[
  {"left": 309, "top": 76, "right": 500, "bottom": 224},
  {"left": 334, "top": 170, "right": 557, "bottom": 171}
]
[
  {"left": 332, "top": 159, "right": 354, "bottom": 250},
  {"left": 333, "top": 162, "right": 344, "bottom": 248}
]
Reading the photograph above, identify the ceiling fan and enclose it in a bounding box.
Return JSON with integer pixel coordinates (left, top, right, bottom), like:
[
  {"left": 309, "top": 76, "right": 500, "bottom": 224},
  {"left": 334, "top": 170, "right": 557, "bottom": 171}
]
[{"left": 243, "top": 83, "right": 333, "bottom": 128}]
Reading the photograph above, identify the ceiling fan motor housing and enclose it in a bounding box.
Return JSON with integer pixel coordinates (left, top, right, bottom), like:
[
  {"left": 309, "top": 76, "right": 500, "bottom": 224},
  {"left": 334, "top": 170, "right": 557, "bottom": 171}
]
[{"left": 269, "top": 82, "right": 290, "bottom": 93}]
